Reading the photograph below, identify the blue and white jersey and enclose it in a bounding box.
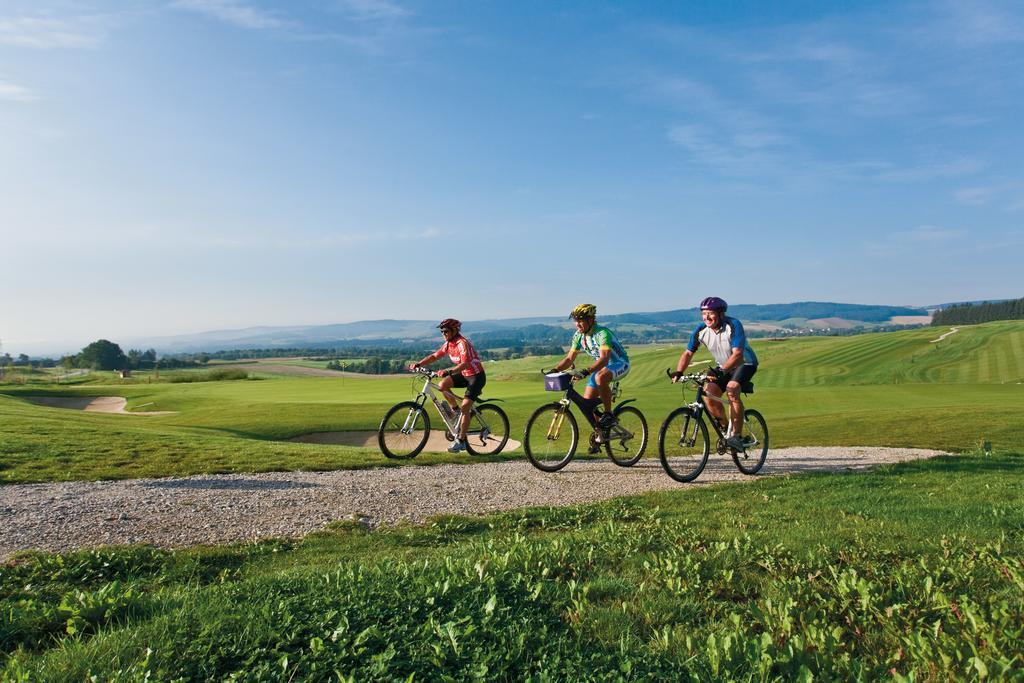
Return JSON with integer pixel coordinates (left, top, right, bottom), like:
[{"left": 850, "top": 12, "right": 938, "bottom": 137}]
[{"left": 687, "top": 316, "right": 758, "bottom": 367}]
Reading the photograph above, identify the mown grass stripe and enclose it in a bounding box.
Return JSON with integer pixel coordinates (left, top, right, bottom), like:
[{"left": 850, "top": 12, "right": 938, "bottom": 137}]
[{"left": 1008, "top": 328, "right": 1024, "bottom": 381}]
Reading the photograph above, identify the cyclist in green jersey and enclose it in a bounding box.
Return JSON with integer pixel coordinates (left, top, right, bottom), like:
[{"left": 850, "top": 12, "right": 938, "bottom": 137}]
[{"left": 549, "top": 303, "right": 631, "bottom": 432}]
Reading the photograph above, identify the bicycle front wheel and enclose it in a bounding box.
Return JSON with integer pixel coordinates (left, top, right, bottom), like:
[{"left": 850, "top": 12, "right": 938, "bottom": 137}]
[
  {"left": 378, "top": 401, "right": 430, "bottom": 459},
  {"left": 465, "top": 404, "right": 510, "bottom": 456},
  {"left": 523, "top": 403, "right": 578, "bottom": 472},
  {"left": 732, "top": 408, "right": 768, "bottom": 475},
  {"left": 605, "top": 405, "right": 648, "bottom": 467},
  {"left": 658, "top": 408, "right": 710, "bottom": 482}
]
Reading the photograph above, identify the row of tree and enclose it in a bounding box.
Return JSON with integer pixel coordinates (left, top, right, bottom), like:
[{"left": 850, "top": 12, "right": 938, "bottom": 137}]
[
  {"left": 326, "top": 358, "right": 407, "bottom": 374},
  {"left": 932, "top": 297, "right": 1024, "bottom": 326},
  {"left": 0, "top": 353, "right": 57, "bottom": 368},
  {"left": 61, "top": 340, "right": 198, "bottom": 371},
  {"left": 321, "top": 343, "right": 567, "bottom": 375}
]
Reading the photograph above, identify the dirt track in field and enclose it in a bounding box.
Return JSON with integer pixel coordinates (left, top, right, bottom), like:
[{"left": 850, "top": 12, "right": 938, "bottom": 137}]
[
  {"left": 0, "top": 447, "right": 947, "bottom": 560},
  {"left": 291, "top": 430, "right": 522, "bottom": 453}
]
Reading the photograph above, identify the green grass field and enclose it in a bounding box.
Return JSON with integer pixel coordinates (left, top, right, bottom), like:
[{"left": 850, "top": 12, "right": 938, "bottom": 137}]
[
  {"left": 2, "top": 322, "right": 1024, "bottom": 678},
  {"left": 2, "top": 453, "right": 1021, "bottom": 679},
  {"left": 2, "top": 321, "right": 1022, "bottom": 484}
]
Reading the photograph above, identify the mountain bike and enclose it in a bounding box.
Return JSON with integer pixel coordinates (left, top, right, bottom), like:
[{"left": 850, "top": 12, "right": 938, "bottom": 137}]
[
  {"left": 522, "top": 369, "right": 648, "bottom": 472},
  {"left": 657, "top": 369, "right": 768, "bottom": 483},
  {"left": 378, "top": 367, "right": 510, "bottom": 459}
]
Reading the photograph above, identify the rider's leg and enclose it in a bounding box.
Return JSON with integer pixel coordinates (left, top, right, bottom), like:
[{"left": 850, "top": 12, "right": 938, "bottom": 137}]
[
  {"left": 725, "top": 381, "right": 744, "bottom": 437},
  {"left": 582, "top": 373, "right": 612, "bottom": 420},
  {"left": 704, "top": 382, "right": 728, "bottom": 431},
  {"left": 458, "top": 372, "right": 486, "bottom": 443},
  {"left": 585, "top": 369, "right": 616, "bottom": 432},
  {"left": 438, "top": 376, "right": 459, "bottom": 410},
  {"left": 456, "top": 397, "right": 474, "bottom": 440},
  {"left": 594, "top": 368, "right": 613, "bottom": 415}
]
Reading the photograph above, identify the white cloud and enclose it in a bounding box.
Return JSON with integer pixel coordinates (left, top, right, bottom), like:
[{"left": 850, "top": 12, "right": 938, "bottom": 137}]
[
  {"left": 227, "top": 227, "right": 442, "bottom": 248},
  {"left": 3, "top": 220, "right": 444, "bottom": 250},
  {"left": 170, "top": 0, "right": 286, "bottom": 30},
  {"left": 0, "top": 79, "right": 37, "bottom": 103},
  {"left": 333, "top": 0, "right": 411, "bottom": 22},
  {"left": 954, "top": 186, "right": 995, "bottom": 205},
  {"left": 864, "top": 224, "right": 968, "bottom": 259},
  {"left": 891, "top": 225, "right": 967, "bottom": 243},
  {"left": 940, "top": 114, "right": 989, "bottom": 127},
  {"left": 733, "top": 132, "right": 784, "bottom": 149},
  {"left": 942, "top": 0, "right": 1024, "bottom": 46},
  {"left": 667, "top": 124, "right": 787, "bottom": 178},
  {"left": 0, "top": 16, "right": 102, "bottom": 49},
  {"left": 875, "top": 158, "right": 984, "bottom": 183}
]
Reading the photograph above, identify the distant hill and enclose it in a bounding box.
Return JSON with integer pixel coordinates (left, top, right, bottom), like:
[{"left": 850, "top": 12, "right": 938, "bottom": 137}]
[{"left": 127, "top": 302, "right": 931, "bottom": 354}]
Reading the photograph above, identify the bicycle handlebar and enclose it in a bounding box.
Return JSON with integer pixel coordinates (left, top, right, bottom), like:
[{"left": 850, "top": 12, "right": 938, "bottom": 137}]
[
  {"left": 542, "top": 368, "right": 588, "bottom": 380},
  {"left": 665, "top": 368, "right": 708, "bottom": 383},
  {"left": 411, "top": 366, "right": 440, "bottom": 379}
]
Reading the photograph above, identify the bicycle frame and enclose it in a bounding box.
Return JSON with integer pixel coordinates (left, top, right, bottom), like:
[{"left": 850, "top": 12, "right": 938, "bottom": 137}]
[
  {"left": 556, "top": 378, "right": 634, "bottom": 425},
  {"left": 408, "top": 368, "right": 495, "bottom": 436},
  {"left": 669, "top": 371, "right": 749, "bottom": 451},
  {"left": 684, "top": 377, "right": 732, "bottom": 440}
]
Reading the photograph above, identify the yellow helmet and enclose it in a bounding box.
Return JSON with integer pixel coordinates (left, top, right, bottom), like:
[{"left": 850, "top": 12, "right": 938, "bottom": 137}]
[{"left": 569, "top": 303, "right": 597, "bottom": 320}]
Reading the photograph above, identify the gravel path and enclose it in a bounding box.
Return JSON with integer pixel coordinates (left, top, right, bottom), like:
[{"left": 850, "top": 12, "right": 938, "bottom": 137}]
[{"left": 0, "top": 447, "right": 946, "bottom": 559}]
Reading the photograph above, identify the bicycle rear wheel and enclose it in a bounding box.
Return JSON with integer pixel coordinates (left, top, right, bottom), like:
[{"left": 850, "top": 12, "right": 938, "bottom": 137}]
[
  {"left": 523, "top": 403, "right": 578, "bottom": 472},
  {"left": 731, "top": 408, "right": 768, "bottom": 475},
  {"left": 658, "top": 407, "right": 710, "bottom": 482},
  {"left": 465, "top": 404, "right": 510, "bottom": 456},
  {"left": 605, "top": 405, "right": 648, "bottom": 467},
  {"left": 378, "top": 401, "right": 430, "bottom": 459}
]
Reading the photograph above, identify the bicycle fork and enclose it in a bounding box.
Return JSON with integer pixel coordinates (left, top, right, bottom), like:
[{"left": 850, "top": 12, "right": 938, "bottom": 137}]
[
  {"left": 677, "top": 410, "right": 701, "bottom": 448},
  {"left": 546, "top": 403, "right": 570, "bottom": 441}
]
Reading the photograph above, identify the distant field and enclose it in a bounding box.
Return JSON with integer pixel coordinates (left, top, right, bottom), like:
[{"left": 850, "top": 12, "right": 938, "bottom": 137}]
[{"left": 1, "top": 321, "right": 1022, "bottom": 483}]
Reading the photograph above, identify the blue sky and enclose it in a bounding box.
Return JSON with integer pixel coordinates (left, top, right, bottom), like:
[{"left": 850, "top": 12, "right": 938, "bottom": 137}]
[{"left": 2, "top": 1, "right": 1023, "bottom": 354}]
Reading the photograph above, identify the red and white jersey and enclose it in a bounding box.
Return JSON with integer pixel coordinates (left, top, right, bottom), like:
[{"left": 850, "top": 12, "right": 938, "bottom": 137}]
[{"left": 436, "top": 335, "right": 484, "bottom": 376}]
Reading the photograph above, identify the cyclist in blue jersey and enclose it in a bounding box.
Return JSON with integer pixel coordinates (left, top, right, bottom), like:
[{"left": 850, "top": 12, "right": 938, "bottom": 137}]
[
  {"left": 672, "top": 296, "right": 759, "bottom": 451},
  {"left": 549, "top": 303, "right": 630, "bottom": 433}
]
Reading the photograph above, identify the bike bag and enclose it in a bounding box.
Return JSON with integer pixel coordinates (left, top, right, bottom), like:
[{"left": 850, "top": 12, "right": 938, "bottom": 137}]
[{"left": 544, "top": 372, "right": 572, "bottom": 391}]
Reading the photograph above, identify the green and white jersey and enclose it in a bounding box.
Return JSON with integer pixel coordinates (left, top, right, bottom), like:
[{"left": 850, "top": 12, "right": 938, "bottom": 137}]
[{"left": 571, "top": 325, "right": 628, "bottom": 363}]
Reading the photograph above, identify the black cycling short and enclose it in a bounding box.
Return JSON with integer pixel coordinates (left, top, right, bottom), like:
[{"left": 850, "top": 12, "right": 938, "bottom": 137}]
[
  {"left": 711, "top": 364, "right": 757, "bottom": 392},
  {"left": 451, "top": 371, "right": 487, "bottom": 400}
]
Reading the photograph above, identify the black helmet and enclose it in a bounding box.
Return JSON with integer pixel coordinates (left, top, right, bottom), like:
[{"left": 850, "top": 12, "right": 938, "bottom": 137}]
[{"left": 437, "top": 318, "right": 461, "bottom": 331}]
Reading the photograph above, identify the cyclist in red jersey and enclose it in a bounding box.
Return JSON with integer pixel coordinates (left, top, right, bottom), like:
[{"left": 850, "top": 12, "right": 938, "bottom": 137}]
[{"left": 409, "top": 318, "right": 486, "bottom": 453}]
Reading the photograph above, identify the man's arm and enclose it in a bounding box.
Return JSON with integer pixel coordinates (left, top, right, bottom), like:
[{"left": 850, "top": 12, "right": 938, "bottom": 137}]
[
  {"left": 721, "top": 347, "right": 744, "bottom": 373},
  {"left": 674, "top": 349, "right": 695, "bottom": 381},
  {"left": 587, "top": 347, "right": 611, "bottom": 375},
  {"left": 551, "top": 349, "right": 578, "bottom": 373}
]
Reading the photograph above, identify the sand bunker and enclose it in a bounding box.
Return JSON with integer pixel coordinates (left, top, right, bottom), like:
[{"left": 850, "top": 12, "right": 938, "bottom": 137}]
[
  {"left": 292, "top": 430, "right": 521, "bottom": 453},
  {"left": 25, "top": 396, "right": 174, "bottom": 415}
]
